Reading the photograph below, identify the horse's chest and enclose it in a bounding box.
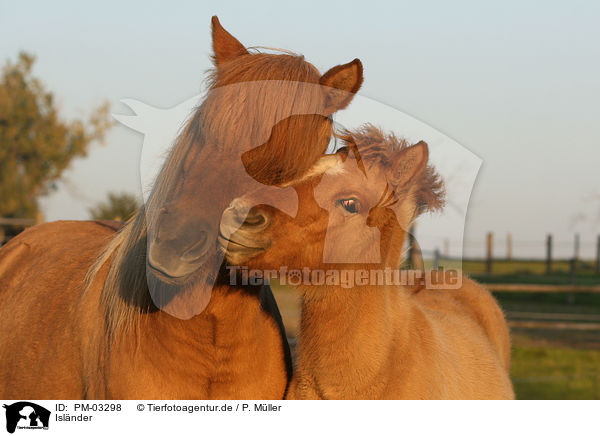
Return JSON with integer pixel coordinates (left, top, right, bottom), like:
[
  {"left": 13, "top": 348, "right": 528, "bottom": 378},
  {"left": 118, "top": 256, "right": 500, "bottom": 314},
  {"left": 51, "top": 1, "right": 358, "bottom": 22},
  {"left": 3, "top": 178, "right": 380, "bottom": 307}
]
[{"left": 103, "top": 327, "right": 286, "bottom": 399}]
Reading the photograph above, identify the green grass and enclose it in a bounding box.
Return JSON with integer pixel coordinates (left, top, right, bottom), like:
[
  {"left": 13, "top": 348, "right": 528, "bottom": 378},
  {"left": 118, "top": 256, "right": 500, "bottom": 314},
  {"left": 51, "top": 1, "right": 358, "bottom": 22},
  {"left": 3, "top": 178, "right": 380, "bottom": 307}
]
[
  {"left": 503, "top": 291, "right": 600, "bottom": 399},
  {"left": 473, "top": 273, "right": 600, "bottom": 286},
  {"left": 493, "top": 291, "right": 600, "bottom": 315},
  {"left": 511, "top": 345, "right": 600, "bottom": 399},
  {"left": 424, "top": 258, "right": 600, "bottom": 285},
  {"left": 462, "top": 259, "right": 599, "bottom": 276}
]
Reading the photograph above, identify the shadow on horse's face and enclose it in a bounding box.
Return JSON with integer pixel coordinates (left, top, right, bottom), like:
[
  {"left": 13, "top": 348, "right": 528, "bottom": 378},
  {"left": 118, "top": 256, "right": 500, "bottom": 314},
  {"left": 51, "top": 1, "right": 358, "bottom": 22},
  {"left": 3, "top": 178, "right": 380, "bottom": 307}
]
[{"left": 145, "top": 18, "right": 364, "bottom": 285}]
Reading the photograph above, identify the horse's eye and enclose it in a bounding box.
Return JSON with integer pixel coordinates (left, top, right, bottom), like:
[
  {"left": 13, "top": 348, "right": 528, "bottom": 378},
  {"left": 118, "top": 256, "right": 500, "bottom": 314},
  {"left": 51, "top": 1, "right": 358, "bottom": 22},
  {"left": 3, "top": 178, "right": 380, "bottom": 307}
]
[{"left": 338, "top": 198, "right": 360, "bottom": 214}]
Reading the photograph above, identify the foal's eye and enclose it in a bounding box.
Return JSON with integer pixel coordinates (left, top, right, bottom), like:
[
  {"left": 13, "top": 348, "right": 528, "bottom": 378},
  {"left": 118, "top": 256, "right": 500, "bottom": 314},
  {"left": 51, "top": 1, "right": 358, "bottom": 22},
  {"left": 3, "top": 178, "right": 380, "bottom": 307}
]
[{"left": 338, "top": 198, "right": 360, "bottom": 214}]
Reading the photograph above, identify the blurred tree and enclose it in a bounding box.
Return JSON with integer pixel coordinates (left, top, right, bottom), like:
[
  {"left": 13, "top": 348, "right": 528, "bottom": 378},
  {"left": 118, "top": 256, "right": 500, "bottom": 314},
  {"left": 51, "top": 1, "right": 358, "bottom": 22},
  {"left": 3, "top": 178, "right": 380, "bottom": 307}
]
[
  {"left": 0, "top": 52, "right": 112, "bottom": 219},
  {"left": 89, "top": 192, "right": 140, "bottom": 222}
]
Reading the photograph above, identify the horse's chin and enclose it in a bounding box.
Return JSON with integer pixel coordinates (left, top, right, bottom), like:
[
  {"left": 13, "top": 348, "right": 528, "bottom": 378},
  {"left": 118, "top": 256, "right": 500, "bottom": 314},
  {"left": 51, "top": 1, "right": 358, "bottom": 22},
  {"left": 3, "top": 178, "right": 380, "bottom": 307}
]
[
  {"left": 146, "top": 261, "right": 193, "bottom": 285},
  {"left": 145, "top": 253, "right": 222, "bottom": 319},
  {"left": 146, "top": 253, "right": 219, "bottom": 287}
]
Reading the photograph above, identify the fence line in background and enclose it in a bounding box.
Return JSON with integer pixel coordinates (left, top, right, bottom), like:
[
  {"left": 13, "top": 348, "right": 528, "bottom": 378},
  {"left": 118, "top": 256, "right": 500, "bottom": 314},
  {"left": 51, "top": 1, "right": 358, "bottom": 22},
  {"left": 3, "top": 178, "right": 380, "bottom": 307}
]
[
  {"left": 486, "top": 232, "right": 493, "bottom": 274},
  {"left": 425, "top": 231, "right": 600, "bottom": 279},
  {"left": 597, "top": 235, "right": 600, "bottom": 275},
  {"left": 546, "top": 234, "right": 553, "bottom": 274}
]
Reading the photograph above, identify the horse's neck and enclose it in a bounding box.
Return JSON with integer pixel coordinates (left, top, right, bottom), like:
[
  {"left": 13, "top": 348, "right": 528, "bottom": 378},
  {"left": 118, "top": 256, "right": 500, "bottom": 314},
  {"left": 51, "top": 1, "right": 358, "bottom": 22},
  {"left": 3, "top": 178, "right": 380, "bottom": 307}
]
[{"left": 293, "top": 283, "right": 411, "bottom": 398}]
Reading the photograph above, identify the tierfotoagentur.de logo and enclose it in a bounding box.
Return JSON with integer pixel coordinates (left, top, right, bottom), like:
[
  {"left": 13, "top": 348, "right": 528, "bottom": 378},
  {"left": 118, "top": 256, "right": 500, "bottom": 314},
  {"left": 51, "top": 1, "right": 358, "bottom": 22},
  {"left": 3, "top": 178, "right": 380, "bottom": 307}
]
[{"left": 2, "top": 402, "right": 50, "bottom": 434}]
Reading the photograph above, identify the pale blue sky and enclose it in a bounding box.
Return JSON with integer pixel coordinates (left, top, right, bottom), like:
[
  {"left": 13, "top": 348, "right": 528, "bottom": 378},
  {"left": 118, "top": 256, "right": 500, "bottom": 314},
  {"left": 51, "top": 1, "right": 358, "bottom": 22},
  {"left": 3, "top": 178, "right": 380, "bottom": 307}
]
[{"left": 1, "top": 0, "right": 599, "bottom": 257}]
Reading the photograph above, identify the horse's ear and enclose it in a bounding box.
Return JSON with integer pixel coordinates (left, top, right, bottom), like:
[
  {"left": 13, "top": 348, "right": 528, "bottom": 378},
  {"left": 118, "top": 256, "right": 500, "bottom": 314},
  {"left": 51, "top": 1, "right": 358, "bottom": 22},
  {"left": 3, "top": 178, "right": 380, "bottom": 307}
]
[
  {"left": 211, "top": 16, "right": 248, "bottom": 66},
  {"left": 319, "top": 59, "right": 364, "bottom": 115},
  {"left": 393, "top": 141, "right": 429, "bottom": 188}
]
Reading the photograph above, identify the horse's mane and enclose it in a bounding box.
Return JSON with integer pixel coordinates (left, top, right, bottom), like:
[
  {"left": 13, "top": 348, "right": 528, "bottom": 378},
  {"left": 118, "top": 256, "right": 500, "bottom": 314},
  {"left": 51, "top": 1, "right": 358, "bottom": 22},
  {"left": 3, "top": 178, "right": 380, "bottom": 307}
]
[
  {"left": 86, "top": 52, "right": 324, "bottom": 339},
  {"left": 337, "top": 124, "right": 446, "bottom": 214}
]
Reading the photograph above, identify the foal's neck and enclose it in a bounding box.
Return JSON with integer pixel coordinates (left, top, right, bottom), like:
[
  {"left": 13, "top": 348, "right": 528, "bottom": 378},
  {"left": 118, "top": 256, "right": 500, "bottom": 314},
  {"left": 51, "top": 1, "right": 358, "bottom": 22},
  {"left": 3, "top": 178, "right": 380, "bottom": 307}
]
[{"left": 293, "top": 280, "right": 411, "bottom": 398}]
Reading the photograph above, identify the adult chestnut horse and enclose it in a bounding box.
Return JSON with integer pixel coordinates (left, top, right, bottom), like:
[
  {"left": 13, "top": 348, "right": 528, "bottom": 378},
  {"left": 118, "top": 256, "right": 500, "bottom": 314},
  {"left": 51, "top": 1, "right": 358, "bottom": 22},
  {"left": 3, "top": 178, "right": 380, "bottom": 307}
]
[
  {"left": 220, "top": 125, "right": 514, "bottom": 399},
  {"left": 0, "top": 17, "right": 363, "bottom": 399}
]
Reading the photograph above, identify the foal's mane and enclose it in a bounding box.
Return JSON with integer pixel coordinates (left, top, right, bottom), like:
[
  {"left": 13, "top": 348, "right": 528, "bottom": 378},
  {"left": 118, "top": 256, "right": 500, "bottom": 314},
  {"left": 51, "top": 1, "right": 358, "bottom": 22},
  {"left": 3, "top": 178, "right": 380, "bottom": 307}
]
[
  {"left": 336, "top": 124, "right": 446, "bottom": 215},
  {"left": 86, "top": 52, "right": 325, "bottom": 339}
]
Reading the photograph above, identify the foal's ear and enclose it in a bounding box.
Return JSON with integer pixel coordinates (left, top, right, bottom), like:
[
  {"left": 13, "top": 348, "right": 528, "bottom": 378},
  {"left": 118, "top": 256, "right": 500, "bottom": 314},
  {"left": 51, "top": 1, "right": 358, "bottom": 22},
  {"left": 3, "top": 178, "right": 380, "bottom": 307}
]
[
  {"left": 211, "top": 16, "right": 248, "bottom": 66},
  {"left": 393, "top": 141, "right": 429, "bottom": 188},
  {"left": 319, "top": 59, "right": 364, "bottom": 115}
]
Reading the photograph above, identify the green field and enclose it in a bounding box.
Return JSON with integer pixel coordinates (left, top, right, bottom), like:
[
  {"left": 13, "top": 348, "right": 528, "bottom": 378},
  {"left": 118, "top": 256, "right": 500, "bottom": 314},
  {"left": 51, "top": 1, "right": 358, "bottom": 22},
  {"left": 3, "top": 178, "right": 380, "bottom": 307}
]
[
  {"left": 434, "top": 258, "right": 600, "bottom": 277},
  {"left": 494, "top": 291, "right": 600, "bottom": 315},
  {"left": 498, "top": 290, "right": 600, "bottom": 399},
  {"left": 441, "top": 258, "right": 600, "bottom": 286},
  {"left": 463, "top": 259, "right": 599, "bottom": 276},
  {"left": 511, "top": 346, "right": 600, "bottom": 399}
]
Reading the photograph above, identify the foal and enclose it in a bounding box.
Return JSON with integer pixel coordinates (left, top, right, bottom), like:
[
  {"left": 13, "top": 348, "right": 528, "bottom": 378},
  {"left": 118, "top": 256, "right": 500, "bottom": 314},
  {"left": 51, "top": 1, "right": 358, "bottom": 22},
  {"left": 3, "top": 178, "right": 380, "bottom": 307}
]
[{"left": 220, "top": 125, "right": 515, "bottom": 399}]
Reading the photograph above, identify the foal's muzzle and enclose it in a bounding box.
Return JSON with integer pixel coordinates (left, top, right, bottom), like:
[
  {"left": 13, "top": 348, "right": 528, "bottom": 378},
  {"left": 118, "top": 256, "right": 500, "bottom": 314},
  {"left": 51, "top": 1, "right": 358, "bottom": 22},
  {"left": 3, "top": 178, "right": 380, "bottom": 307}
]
[{"left": 218, "top": 199, "right": 270, "bottom": 264}]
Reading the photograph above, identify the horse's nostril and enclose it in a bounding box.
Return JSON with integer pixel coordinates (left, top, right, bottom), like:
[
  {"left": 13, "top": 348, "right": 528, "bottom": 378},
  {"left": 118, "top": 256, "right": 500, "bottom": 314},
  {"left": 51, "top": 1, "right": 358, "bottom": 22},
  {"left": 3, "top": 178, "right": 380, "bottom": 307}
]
[
  {"left": 180, "top": 231, "right": 209, "bottom": 262},
  {"left": 244, "top": 212, "right": 266, "bottom": 227}
]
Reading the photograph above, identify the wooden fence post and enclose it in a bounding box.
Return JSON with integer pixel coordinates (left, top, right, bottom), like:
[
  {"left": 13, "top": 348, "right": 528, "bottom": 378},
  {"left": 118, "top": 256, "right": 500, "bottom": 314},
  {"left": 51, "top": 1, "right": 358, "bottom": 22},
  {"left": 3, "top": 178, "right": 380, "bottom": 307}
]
[
  {"left": 506, "top": 232, "right": 513, "bottom": 260},
  {"left": 486, "top": 232, "right": 493, "bottom": 275},
  {"left": 546, "top": 234, "right": 553, "bottom": 275},
  {"left": 596, "top": 235, "right": 600, "bottom": 275},
  {"left": 568, "top": 257, "right": 576, "bottom": 304},
  {"left": 407, "top": 224, "right": 423, "bottom": 270},
  {"left": 574, "top": 233, "right": 580, "bottom": 262}
]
